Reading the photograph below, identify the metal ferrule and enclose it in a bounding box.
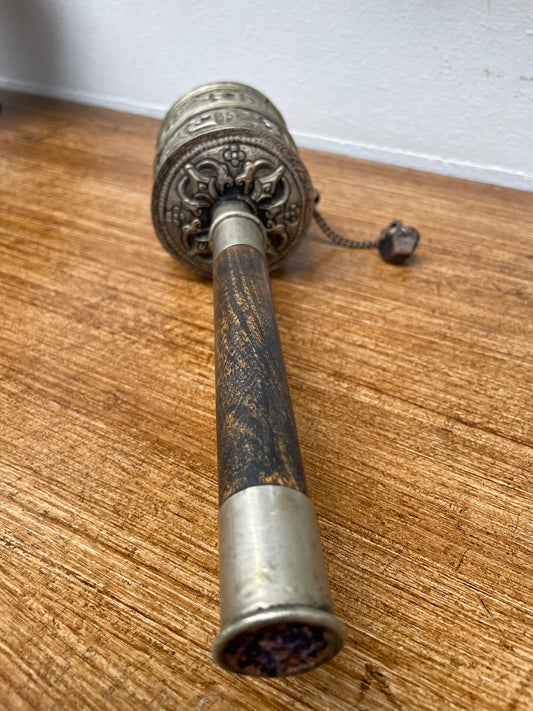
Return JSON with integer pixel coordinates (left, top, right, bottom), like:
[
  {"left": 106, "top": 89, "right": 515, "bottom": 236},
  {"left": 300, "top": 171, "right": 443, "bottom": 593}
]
[
  {"left": 212, "top": 485, "right": 347, "bottom": 677},
  {"left": 209, "top": 200, "right": 266, "bottom": 261}
]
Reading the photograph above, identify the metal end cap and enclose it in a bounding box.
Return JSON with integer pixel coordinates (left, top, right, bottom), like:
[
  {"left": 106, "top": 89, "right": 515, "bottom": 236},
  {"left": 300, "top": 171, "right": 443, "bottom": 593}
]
[{"left": 212, "top": 606, "right": 346, "bottom": 677}]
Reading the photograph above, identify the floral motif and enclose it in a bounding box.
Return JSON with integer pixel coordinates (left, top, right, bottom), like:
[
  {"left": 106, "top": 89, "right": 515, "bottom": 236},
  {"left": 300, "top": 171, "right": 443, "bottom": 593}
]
[
  {"left": 172, "top": 149, "right": 287, "bottom": 223},
  {"left": 166, "top": 205, "right": 190, "bottom": 226},
  {"left": 160, "top": 139, "right": 307, "bottom": 275},
  {"left": 283, "top": 203, "right": 300, "bottom": 224},
  {"left": 223, "top": 143, "right": 246, "bottom": 168}
]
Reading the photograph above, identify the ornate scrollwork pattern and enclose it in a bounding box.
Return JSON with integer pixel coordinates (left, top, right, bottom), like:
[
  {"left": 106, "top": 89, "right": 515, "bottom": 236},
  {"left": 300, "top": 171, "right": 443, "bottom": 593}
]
[
  {"left": 153, "top": 131, "right": 314, "bottom": 277},
  {"left": 154, "top": 108, "right": 296, "bottom": 178},
  {"left": 155, "top": 82, "right": 290, "bottom": 163}
]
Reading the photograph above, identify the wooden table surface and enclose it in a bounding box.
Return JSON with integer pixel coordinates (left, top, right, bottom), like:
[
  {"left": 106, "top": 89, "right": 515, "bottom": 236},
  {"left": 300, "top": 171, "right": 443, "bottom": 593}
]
[{"left": 0, "top": 91, "right": 531, "bottom": 711}]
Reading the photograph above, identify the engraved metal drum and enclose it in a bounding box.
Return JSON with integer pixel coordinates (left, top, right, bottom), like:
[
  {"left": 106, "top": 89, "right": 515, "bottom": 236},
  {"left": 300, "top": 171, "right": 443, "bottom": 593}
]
[{"left": 151, "top": 82, "right": 314, "bottom": 277}]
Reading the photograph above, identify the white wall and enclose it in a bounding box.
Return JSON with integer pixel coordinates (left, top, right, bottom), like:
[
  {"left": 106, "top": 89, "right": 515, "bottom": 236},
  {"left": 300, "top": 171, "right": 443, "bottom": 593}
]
[{"left": 0, "top": 0, "right": 531, "bottom": 190}]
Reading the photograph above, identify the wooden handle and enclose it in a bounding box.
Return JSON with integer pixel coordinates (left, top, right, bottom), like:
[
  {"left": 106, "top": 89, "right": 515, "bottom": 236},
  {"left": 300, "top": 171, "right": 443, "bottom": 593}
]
[
  {"left": 209, "top": 201, "right": 345, "bottom": 675},
  {"left": 213, "top": 242, "right": 307, "bottom": 504}
]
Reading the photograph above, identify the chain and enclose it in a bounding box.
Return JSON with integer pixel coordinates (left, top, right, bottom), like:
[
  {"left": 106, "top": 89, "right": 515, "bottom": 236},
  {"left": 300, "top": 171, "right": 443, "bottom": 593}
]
[{"left": 313, "top": 208, "right": 382, "bottom": 250}]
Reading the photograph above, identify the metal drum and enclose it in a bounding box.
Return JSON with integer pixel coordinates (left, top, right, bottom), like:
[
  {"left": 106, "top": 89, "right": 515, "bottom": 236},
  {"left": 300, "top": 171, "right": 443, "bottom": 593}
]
[{"left": 152, "top": 81, "right": 315, "bottom": 277}]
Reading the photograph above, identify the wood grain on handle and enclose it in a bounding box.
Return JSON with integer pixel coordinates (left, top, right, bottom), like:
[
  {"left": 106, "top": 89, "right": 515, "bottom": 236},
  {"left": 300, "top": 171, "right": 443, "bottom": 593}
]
[{"left": 213, "top": 244, "right": 307, "bottom": 505}]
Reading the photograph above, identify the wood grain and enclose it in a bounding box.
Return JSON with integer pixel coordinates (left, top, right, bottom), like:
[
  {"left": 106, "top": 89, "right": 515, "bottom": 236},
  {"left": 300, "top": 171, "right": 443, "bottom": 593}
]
[
  {"left": 213, "top": 244, "right": 306, "bottom": 504},
  {"left": 0, "top": 90, "right": 531, "bottom": 711}
]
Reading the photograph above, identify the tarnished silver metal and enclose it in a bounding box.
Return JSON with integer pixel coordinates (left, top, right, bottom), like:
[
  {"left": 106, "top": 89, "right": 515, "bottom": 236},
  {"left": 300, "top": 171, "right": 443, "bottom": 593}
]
[
  {"left": 209, "top": 200, "right": 266, "bottom": 261},
  {"left": 212, "top": 485, "right": 347, "bottom": 677},
  {"left": 151, "top": 81, "right": 314, "bottom": 277},
  {"left": 152, "top": 82, "right": 346, "bottom": 678}
]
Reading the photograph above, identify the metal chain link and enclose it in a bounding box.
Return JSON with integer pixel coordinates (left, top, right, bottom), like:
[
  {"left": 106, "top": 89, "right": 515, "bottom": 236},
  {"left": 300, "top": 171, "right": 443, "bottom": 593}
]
[{"left": 313, "top": 208, "right": 381, "bottom": 250}]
